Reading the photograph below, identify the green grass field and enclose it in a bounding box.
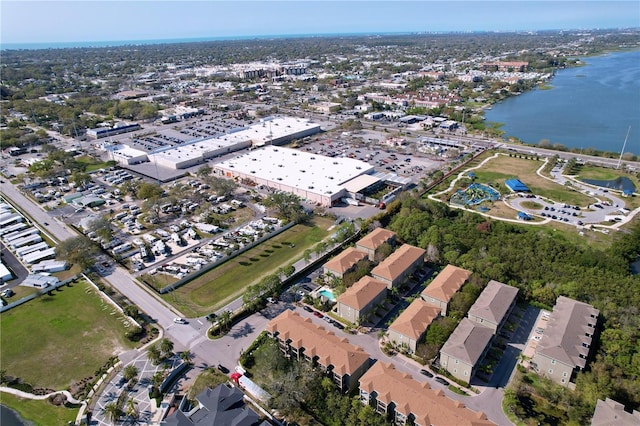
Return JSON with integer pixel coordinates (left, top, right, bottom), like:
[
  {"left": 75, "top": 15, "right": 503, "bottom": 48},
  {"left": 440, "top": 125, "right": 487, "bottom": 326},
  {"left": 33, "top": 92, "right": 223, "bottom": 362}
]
[
  {"left": 0, "top": 392, "right": 79, "bottom": 426},
  {"left": 161, "top": 216, "right": 334, "bottom": 316},
  {"left": 0, "top": 280, "right": 135, "bottom": 390}
]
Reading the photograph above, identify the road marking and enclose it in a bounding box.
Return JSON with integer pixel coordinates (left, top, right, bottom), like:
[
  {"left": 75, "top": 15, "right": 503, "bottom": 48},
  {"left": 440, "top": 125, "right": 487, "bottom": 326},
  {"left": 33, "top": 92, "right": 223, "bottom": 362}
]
[{"left": 197, "top": 319, "right": 203, "bottom": 325}]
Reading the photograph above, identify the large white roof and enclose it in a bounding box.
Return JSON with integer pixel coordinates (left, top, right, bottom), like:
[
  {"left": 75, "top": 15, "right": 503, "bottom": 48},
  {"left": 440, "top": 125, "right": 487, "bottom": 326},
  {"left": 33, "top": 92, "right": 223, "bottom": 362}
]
[
  {"left": 216, "top": 146, "right": 375, "bottom": 196},
  {"left": 149, "top": 116, "right": 320, "bottom": 164}
]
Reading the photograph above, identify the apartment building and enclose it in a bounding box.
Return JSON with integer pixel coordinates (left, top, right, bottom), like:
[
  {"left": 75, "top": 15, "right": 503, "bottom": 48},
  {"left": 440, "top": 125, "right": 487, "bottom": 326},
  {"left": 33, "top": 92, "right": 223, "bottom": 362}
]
[
  {"left": 467, "top": 280, "right": 519, "bottom": 334},
  {"left": 421, "top": 264, "right": 472, "bottom": 315},
  {"left": 355, "top": 228, "right": 397, "bottom": 261},
  {"left": 387, "top": 299, "right": 441, "bottom": 354},
  {"left": 266, "top": 310, "right": 370, "bottom": 392},
  {"left": 439, "top": 318, "right": 494, "bottom": 384},
  {"left": 590, "top": 398, "right": 640, "bottom": 426},
  {"left": 531, "top": 296, "right": 599, "bottom": 387},
  {"left": 336, "top": 276, "right": 388, "bottom": 325},
  {"left": 359, "top": 362, "right": 495, "bottom": 426},
  {"left": 323, "top": 247, "right": 369, "bottom": 279},
  {"left": 371, "top": 244, "right": 426, "bottom": 289}
]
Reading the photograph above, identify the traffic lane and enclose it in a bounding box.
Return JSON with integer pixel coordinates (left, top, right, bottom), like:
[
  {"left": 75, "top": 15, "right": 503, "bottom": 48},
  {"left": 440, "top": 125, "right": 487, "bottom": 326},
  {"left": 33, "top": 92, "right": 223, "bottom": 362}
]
[
  {"left": 0, "top": 241, "right": 29, "bottom": 286},
  {"left": 1, "top": 184, "right": 76, "bottom": 242}
]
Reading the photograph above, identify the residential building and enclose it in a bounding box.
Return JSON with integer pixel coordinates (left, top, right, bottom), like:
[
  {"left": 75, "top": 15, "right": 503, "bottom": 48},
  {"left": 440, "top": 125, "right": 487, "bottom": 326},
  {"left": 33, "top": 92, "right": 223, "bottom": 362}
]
[
  {"left": 323, "top": 247, "right": 369, "bottom": 279},
  {"left": 266, "top": 310, "right": 370, "bottom": 392},
  {"left": 421, "top": 264, "right": 472, "bottom": 316},
  {"left": 590, "top": 398, "right": 640, "bottom": 426},
  {"left": 387, "top": 299, "right": 441, "bottom": 354},
  {"left": 531, "top": 296, "right": 599, "bottom": 387},
  {"left": 439, "top": 318, "right": 494, "bottom": 384},
  {"left": 355, "top": 228, "right": 397, "bottom": 261},
  {"left": 163, "top": 383, "right": 262, "bottom": 426},
  {"left": 336, "top": 276, "right": 388, "bottom": 325},
  {"left": 371, "top": 244, "right": 426, "bottom": 289},
  {"left": 358, "top": 362, "right": 495, "bottom": 426},
  {"left": 467, "top": 280, "right": 519, "bottom": 334}
]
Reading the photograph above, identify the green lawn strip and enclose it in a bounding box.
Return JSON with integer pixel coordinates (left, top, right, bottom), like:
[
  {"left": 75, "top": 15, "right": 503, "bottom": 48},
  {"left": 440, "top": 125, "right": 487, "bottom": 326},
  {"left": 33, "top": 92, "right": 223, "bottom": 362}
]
[
  {"left": 161, "top": 217, "right": 333, "bottom": 316},
  {"left": 187, "top": 369, "right": 229, "bottom": 399},
  {"left": 0, "top": 392, "right": 79, "bottom": 426},
  {"left": 0, "top": 280, "right": 135, "bottom": 390}
]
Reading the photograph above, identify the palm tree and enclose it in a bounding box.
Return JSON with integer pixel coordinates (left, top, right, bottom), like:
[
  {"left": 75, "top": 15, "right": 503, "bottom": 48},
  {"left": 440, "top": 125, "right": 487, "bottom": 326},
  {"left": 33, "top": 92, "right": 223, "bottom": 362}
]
[
  {"left": 219, "top": 310, "right": 232, "bottom": 332},
  {"left": 104, "top": 402, "right": 121, "bottom": 423},
  {"left": 147, "top": 343, "right": 162, "bottom": 365},
  {"left": 180, "top": 350, "right": 193, "bottom": 365},
  {"left": 151, "top": 371, "right": 165, "bottom": 388},
  {"left": 125, "top": 398, "right": 139, "bottom": 421},
  {"left": 159, "top": 338, "right": 174, "bottom": 357},
  {"left": 123, "top": 364, "right": 138, "bottom": 382}
]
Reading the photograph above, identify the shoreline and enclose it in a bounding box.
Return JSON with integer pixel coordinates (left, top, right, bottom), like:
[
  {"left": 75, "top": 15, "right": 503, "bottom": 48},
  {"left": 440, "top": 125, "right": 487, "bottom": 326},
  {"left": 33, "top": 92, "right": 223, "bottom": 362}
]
[{"left": 0, "top": 404, "right": 32, "bottom": 426}]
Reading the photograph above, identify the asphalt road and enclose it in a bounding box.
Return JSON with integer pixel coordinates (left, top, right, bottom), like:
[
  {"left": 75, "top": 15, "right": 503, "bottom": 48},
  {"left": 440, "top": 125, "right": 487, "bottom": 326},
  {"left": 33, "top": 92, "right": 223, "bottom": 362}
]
[{"left": 0, "top": 241, "right": 29, "bottom": 286}]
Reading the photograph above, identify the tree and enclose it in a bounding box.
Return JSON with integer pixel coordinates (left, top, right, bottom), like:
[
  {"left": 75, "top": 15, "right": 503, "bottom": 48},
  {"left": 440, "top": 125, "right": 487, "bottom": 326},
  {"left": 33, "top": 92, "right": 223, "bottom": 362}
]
[
  {"left": 123, "top": 364, "right": 138, "bottom": 382},
  {"left": 87, "top": 214, "right": 113, "bottom": 241},
  {"left": 180, "top": 350, "right": 193, "bottom": 365},
  {"left": 103, "top": 402, "right": 121, "bottom": 423},
  {"left": 147, "top": 343, "right": 162, "bottom": 365},
  {"left": 159, "top": 338, "right": 174, "bottom": 357},
  {"left": 71, "top": 171, "right": 91, "bottom": 188},
  {"left": 137, "top": 182, "right": 163, "bottom": 200},
  {"left": 56, "top": 235, "right": 99, "bottom": 269},
  {"left": 196, "top": 164, "right": 212, "bottom": 179},
  {"left": 125, "top": 398, "right": 139, "bottom": 421},
  {"left": 218, "top": 310, "right": 232, "bottom": 332},
  {"left": 205, "top": 176, "right": 237, "bottom": 198},
  {"left": 263, "top": 191, "right": 306, "bottom": 223}
]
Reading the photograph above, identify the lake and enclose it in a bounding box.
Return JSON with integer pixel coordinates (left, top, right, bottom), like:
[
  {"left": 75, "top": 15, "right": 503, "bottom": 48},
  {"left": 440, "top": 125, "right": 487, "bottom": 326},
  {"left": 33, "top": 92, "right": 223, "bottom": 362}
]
[
  {"left": 485, "top": 50, "right": 640, "bottom": 155},
  {"left": 0, "top": 405, "right": 29, "bottom": 426}
]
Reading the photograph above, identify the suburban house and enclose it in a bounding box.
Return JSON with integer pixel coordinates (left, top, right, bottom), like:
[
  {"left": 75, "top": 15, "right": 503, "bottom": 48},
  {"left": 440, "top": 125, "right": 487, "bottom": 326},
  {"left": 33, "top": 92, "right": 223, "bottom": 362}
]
[
  {"left": 421, "top": 264, "right": 472, "bottom": 316},
  {"left": 358, "top": 362, "right": 496, "bottom": 426},
  {"left": 266, "top": 310, "right": 370, "bottom": 392},
  {"left": 439, "top": 318, "right": 494, "bottom": 384},
  {"left": 163, "top": 383, "right": 263, "bottom": 426},
  {"left": 590, "top": 398, "right": 640, "bottom": 426},
  {"left": 336, "top": 276, "right": 388, "bottom": 325},
  {"left": 531, "top": 296, "right": 599, "bottom": 387},
  {"left": 371, "top": 244, "right": 426, "bottom": 289},
  {"left": 387, "top": 299, "right": 441, "bottom": 354},
  {"left": 323, "top": 247, "right": 368, "bottom": 278},
  {"left": 467, "top": 280, "right": 519, "bottom": 334},
  {"left": 355, "top": 227, "right": 397, "bottom": 261}
]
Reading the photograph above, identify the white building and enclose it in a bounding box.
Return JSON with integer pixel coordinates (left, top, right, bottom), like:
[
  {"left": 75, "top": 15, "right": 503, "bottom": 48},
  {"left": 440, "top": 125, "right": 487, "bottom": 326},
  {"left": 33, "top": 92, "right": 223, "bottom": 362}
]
[
  {"left": 214, "top": 146, "right": 375, "bottom": 206},
  {"left": 147, "top": 116, "right": 321, "bottom": 170}
]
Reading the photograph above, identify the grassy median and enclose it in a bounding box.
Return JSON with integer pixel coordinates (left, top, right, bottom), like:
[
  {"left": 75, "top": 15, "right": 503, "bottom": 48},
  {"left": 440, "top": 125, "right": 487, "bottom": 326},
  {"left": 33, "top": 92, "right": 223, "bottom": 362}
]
[{"left": 161, "top": 216, "right": 334, "bottom": 316}]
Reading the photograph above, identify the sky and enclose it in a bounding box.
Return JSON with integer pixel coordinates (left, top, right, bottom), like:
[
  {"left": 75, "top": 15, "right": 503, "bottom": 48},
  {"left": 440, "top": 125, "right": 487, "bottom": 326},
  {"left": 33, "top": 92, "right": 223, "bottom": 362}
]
[{"left": 1, "top": 1, "right": 639, "bottom": 46}]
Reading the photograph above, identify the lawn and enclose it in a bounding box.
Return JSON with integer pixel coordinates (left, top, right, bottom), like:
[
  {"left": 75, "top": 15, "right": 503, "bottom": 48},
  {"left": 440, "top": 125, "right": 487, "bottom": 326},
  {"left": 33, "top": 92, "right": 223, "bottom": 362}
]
[
  {"left": 0, "top": 392, "right": 79, "bottom": 426},
  {"left": 0, "top": 280, "right": 135, "bottom": 390},
  {"left": 161, "top": 216, "right": 334, "bottom": 316},
  {"left": 471, "top": 154, "right": 594, "bottom": 206}
]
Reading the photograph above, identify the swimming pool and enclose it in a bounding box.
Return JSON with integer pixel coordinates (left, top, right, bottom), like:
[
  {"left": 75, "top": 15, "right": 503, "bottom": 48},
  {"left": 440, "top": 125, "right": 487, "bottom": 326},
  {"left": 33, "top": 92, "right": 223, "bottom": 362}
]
[{"left": 318, "top": 289, "right": 336, "bottom": 302}]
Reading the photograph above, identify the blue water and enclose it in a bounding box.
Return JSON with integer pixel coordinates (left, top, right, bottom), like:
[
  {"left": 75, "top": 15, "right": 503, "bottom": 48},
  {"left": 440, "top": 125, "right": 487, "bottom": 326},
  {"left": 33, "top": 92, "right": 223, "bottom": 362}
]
[
  {"left": 485, "top": 50, "right": 640, "bottom": 154},
  {"left": 318, "top": 289, "right": 336, "bottom": 302},
  {"left": 0, "top": 405, "right": 29, "bottom": 426},
  {"left": 0, "top": 31, "right": 412, "bottom": 51}
]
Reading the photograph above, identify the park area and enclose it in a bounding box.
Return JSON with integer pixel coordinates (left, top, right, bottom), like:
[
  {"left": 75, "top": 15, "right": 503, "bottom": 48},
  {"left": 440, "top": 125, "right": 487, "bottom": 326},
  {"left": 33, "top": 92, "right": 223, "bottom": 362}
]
[
  {"left": 0, "top": 280, "right": 135, "bottom": 391},
  {"left": 0, "top": 392, "right": 79, "bottom": 426},
  {"left": 160, "top": 216, "right": 334, "bottom": 316}
]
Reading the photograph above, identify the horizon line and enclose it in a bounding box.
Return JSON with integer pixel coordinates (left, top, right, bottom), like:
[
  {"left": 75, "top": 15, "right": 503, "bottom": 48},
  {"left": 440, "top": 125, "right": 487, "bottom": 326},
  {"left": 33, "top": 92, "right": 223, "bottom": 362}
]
[{"left": 3, "top": 27, "right": 638, "bottom": 51}]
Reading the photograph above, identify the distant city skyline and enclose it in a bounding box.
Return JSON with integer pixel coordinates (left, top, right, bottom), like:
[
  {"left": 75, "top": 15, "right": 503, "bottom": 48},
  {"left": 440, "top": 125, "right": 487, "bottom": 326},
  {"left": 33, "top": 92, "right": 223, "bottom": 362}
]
[{"left": 1, "top": 1, "right": 638, "bottom": 46}]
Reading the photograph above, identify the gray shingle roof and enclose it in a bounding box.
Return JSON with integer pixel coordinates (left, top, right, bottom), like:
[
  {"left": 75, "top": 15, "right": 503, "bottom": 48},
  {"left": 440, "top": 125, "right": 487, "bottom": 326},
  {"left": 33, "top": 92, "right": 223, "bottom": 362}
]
[
  {"left": 440, "top": 318, "right": 493, "bottom": 366},
  {"left": 467, "top": 280, "right": 518, "bottom": 325},
  {"left": 535, "top": 296, "right": 599, "bottom": 368}
]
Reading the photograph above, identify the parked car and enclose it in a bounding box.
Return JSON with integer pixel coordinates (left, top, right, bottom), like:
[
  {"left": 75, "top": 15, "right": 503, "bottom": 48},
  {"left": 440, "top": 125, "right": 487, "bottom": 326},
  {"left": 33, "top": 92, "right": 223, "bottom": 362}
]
[
  {"left": 205, "top": 313, "right": 217, "bottom": 321},
  {"left": 435, "top": 377, "right": 450, "bottom": 386},
  {"left": 303, "top": 305, "right": 313, "bottom": 313},
  {"left": 420, "top": 369, "right": 434, "bottom": 378},
  {"left": 313, "top": 311, "right": 324, "bottom": 318},
  {"left": 267, "top": 297, "right": 277, "bottom": 304},
  {"left": 217, "top": 364, "right": 229, "bottom": 374}
]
